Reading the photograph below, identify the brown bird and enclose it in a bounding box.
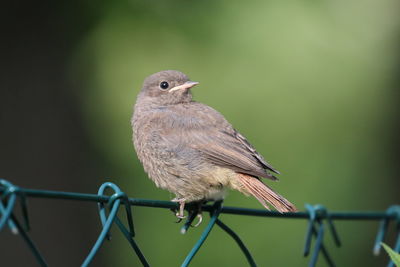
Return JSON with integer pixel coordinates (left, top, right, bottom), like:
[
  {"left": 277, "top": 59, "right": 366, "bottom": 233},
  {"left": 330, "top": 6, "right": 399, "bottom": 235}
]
[{"left": 132, "top": 70, "right": 297, "bottom": 221}]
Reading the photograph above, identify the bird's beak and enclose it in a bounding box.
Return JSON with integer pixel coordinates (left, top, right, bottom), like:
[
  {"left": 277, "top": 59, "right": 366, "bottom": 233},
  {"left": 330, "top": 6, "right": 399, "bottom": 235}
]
[{"left": 169, "top": 81, "right": 199, "bottom": 93}]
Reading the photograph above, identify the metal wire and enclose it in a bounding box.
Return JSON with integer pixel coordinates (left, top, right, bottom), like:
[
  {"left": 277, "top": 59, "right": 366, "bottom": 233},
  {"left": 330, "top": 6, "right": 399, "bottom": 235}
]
[{"left": 0, "top": 178, "right": 399, "bottom": 267}]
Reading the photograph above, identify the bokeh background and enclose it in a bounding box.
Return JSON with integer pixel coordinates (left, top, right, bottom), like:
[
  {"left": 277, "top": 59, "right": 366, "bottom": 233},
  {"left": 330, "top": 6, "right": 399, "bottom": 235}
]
[{"left": 1, "top": 0, "right": 399, "bottom": 266}]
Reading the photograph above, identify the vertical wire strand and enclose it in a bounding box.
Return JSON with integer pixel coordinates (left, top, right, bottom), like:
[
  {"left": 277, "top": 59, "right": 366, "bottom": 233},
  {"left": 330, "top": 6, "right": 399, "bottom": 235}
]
[
  {"left": 181, "top": 201, "right": 223, "bottom": 267},
  {"left": 216, "top": 219, "right": 257, "bottom": 267},
  {"left": 82, "top": 199, "right": 121, "bottom": 267},
  {"left": 114, "top": 217, "right": 150, "bottom": 267},
  {"left": 10, "top": 213, "right": 48, "bottom": 267}
]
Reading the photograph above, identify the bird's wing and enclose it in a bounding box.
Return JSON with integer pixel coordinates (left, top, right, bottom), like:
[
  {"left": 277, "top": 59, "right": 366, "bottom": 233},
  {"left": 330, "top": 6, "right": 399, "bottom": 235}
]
[
  {"left": 230, "top": 130, "right": 280, "bottom": 174},
  {"left": 163, "top": 102, "right": 279, "bottom": 180},
  {"left": 188, "top": 128, "right": 279, "bottom": 180}
]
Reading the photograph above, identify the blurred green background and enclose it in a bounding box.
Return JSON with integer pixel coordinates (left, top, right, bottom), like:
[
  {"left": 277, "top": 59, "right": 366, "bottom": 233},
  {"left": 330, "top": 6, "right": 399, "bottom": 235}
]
[{"left": 1, "top": 0, "right": 399, "bottom": 266}]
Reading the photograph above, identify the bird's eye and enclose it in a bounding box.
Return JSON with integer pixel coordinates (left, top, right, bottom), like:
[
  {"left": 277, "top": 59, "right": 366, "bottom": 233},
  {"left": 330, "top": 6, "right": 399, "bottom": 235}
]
[{"left": 160, "top": 81, "right": 169, "bottom": 90}]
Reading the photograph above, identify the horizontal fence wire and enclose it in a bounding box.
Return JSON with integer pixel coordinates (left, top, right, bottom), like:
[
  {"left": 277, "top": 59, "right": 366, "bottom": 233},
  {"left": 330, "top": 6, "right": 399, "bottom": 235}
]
[{"left": 0, "top": 179, "right": 399, "bottom": 267}]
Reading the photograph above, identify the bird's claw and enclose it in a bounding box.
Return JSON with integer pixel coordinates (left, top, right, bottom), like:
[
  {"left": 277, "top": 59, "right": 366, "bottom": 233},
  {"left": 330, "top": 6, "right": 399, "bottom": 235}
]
[
  {"left": 191, "top": 214, "right": 203, "bottom": 227},
  {"left": 175, "top": 213, "right": 186, "bottom": 220}
]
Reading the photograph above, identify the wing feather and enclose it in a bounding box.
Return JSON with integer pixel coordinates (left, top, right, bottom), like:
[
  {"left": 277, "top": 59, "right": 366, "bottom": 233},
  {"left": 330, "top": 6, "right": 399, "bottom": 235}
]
[{"left": 189, "top": 129, "right": 278, "bottom": 180}]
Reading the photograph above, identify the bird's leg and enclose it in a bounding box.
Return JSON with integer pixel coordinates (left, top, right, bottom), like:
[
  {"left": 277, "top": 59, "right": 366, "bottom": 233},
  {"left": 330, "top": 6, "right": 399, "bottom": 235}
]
[
  {"left": 171, "top": 197, "right": 186, "bottom": 220},
  {"left": 178, "top": 201, "right": 186, "bottom": 219}
]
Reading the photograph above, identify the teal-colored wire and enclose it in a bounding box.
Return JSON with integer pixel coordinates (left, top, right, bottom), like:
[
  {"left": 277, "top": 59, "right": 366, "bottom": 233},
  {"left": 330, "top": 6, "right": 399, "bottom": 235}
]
[
  {"left": 82, "top": 198, "right": 121, "bottom": 267},
  {"left": 0, "top": 180, "right": 17, "bottom": 231},
  {"left": 1, "top": 179, "right": 400, "bottom": 267},
  {"left": 1, "top": 186, "right": 396, "bottom": 220},
  {"left": 19, "top": 193, "right": 30, "bottom": 231},
  {"left": 216, "top": 219, "right": 257, "bottom": 267},
  {"left": 181, "top": 201, "right": 223, "bottom": 267},
  {"left": 181, "top": 210, "right": 199, "bottom": 234},
  {"left": 114, "top": 217, "right": 150, "bottom": 266},
  {"left": 10, "top": 213, "right": 48, "bottom": 267},
  {"left": 303, "top": 204, "right": 316, "bottom": 256},
  {"left": 304, "top": 204, "right": 335, "bottom": 267},
  {"left": 386, "top": 205, "right": 400, "bottom": 267},
  {"left": 309, "top": 224, "right": 325, "bottom": 267},
  {"left": 0, "top": 199, "right": 17, "bottom": 232},
  {"left": 374, "top": 218, "right": 389, "bottom": 255},
  {"left": 387, "top": 231, "right": 400, "bottom": 267},
  {"left": 311, "top": 224, "right": 334, "bottom": 267}
]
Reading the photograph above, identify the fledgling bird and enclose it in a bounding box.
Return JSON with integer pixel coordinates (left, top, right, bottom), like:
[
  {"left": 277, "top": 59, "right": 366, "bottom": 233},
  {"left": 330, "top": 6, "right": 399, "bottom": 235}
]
[{"left": 132, "top": 70, "right": 297, "bottom": 220}]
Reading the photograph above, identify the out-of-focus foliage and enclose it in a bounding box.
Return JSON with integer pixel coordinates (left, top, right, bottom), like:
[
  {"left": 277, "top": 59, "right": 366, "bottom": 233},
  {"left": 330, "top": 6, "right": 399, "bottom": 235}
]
[
  {"left": 70, "top": 0, "right": 400, "bottom": 266},
  {"left": 382, "top": 243, "right": 400, "bottom": 266}
]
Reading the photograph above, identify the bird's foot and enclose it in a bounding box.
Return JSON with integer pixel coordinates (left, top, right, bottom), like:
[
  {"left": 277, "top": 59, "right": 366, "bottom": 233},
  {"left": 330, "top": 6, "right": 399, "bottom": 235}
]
[{"left": 189, "top": 200, "right": 205, "bottom": 227}]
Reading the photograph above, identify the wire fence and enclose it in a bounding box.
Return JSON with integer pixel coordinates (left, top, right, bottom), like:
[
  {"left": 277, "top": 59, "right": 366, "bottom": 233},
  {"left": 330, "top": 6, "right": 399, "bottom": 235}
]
[{"left": 1, "top": 178, "right": 399, "bottom": 267}]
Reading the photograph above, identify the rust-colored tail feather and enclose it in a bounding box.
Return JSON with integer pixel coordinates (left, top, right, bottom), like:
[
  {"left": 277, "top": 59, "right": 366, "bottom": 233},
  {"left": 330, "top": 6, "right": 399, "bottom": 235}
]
[{"left": 237, "top": 174, "right": 297, "bottom": 213}]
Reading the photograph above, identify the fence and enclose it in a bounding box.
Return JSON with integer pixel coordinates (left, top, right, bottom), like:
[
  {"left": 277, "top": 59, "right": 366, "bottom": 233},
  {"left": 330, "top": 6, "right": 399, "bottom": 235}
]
[{"left": 0, "top": 178, "right": 399, "bottom": 267}]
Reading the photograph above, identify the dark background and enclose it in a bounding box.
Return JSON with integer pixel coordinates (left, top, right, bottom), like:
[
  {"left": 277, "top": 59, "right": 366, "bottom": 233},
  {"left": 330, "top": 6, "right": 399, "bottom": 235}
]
[{"left": 1, "top": 0, "right": 399, "bottom": 266}]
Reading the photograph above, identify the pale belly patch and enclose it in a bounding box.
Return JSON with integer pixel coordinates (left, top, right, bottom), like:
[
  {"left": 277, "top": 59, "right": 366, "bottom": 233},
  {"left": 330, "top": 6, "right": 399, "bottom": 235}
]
[{"left": 202, "top": 167, "right": 239, "bottom": 201}]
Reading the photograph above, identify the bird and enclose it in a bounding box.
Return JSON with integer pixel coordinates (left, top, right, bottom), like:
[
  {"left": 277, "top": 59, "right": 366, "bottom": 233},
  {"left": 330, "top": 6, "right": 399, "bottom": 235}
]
[{"left": 132, "top": 70, "right": 297, "bottom": 222}]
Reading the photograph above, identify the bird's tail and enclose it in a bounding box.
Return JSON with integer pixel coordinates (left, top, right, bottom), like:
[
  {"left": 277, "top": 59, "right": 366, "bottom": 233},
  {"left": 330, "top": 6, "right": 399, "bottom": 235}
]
[{"left": 237, "top": 173, "right": 297, "bottom": 213}]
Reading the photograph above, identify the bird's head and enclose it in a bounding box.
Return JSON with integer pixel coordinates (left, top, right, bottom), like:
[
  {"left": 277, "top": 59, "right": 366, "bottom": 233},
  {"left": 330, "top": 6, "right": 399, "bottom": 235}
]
[{"left": 139, "top": 70, "right": 199, "bottom": 106}]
